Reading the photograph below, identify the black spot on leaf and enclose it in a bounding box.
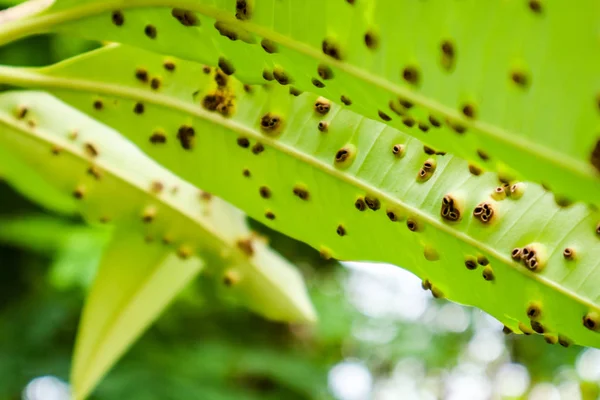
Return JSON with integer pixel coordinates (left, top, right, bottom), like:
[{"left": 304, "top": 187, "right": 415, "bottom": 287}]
[
  {"left": 293, "top": 186, "right": 310, "bottom": 200},
  {"left": 355, "top": 197, "right": 366, "bottom": 211},
  {"left": 135, "top": 68, "right": 148, "bottom": 82},
  {"left": 289, "top": 87, "right": 303, "bottom": 96},
  {"left": 237, "top": 137, "right": 250, "bottom": 148},
  {"left": 252, "top": 143, "right": 264, "bottom": 154},
  {"left": 111, "top": 10, "right": 124, "bottom": 26},
  {"left": 364, "top": 31, "right": 378, "bottom": 49},
  {"left": 259, "top": 186, "right": 271, "bottom": 199},
  {"left": 364, "top": 196, "right": 380, "bottom": 211},
  {"left": 172, "top": 8, "right": 200, "bottom": 26},
  {"left": 177, "top": 125, "right": 195, "bottom": 150},
  {"left": 163, "top": 61, "right": 176, "bottom": 71},
  {"left": 150, "top": 78, "right": 161, "bottom": 90},
  {"left": 322, "top": 39, "right": 342, "bottom": 60},
  {"left": 261, "top": 39, "right": 278, "bottom": 53},
  {"left": 262, "top": 69, "right": 274, "bottom": 81},
  {"left": 218, "top": 57, "right": 235, "bottom": 75},
  {"left": 528, "top": 0, "right": 542, "bottom": 13},
  {"left": 312, "top": 78, "right": 325, "bottom": 88},
  {"left": 260, "top": 113, "right": 283, "bottom": 135},
  {"left": 236, "top": 0, "right": 251, "bottom": 20},
  {"left": 144, "top": 25, "right": 157, "bottom": 39},
  {"left": 133, "top": 102, "right": 145, "bottom": 114},
  {"left": 317, "top": 64, "right": 334, "bottom": 80},
  {"left": 150, "top": 131, "right": 166, "bottom": 144},
  {"left": 402, "top": 66, "right": 420, "bottom": 85}
]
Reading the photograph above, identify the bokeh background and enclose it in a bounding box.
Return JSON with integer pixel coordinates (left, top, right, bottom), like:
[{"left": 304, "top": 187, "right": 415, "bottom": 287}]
[{"left": 1, "top": 2, "right": 600, "bottom": 399}]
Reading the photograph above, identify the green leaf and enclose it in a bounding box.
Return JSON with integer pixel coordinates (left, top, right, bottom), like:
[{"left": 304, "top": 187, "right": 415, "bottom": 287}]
[
  {"left": 0, "top": 0, "right": 598, "bottom": 206},
  {"left": 0, "top": 141, "right": 77, "bottom": 214},
  {"left": 71, "top": 226, "right": 204, "bottom": 400},
  {"left": 0, "top": 90, "right": 316, "bottom": 397},
  {"left": 2, "top": 45, "right": 598, "bottom": 348},
  {"left": 0, "top": 89, "right": 315, "bottom": 324}
]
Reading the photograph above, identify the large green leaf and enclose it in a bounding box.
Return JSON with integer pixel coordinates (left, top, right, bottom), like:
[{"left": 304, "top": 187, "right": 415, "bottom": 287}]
[
  {"left": 0, "top": 0, "right": 598, "bottom": 206},
  {"left": 2, "top": 46, "right": 598, "bottom": 348},
  {"left": 0, "top": 90, "right": 316, "bottom": 397}
]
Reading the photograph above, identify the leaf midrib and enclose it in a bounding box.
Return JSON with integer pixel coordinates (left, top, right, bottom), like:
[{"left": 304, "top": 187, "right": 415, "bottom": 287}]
[
  {"left": 0, "top": 66, "right": 594, "bottom": 313},
  {"left": 0, "top": 98, "right": 309, "bottom": 323},
  {"left": 0, "top": 104, "right": 234, "bottom": 254},
  {"left": 0, "top": 0, "right": 595, "bottom": 182}
]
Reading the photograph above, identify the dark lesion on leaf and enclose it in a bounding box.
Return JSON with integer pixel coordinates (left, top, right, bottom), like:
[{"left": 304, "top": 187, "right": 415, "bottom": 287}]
[
  {"left": 322, "top": 39, "right": 342, "bottom": 60},
  {"left": 590, "top": 138, "right": 600, "bottom": 173},
  {"left": 260, "top": 113, "right": 283, "bottom": 135},
  {"left": 144, "top": 24, "right": 157, "bottom": 39},
  {"left": 235, "top": 0, "right": 252, "bottom": 20},
  {"left": 177, "top": 125, "right": 195, "bottom": 150},
  {"left": 111, "top": 10, "right": 125, "bottom": 26},
  {"left": 172, "top": 8, "right": 200, "bottom": 26},
  {"left": 261, "top": 39, "right": 278, "bottom": 53},
  {"left": 149, "top": 131, "right": 167, "bottom": 144}
]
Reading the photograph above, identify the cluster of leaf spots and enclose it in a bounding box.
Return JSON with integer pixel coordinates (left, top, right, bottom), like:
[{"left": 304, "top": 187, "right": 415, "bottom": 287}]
[
  {"left": 511, "top": 244, "right": 547, "bottom": 272},
  {"left": 133, "top": 66, "right": 161, "bottom": 91},
  {"left": 201, "top": 69, "right": 236, "bottom": 117},
  {"left": 417, "top": 159, "right": 436, "bottom": 181},
  {"left": 421, "top": 279, "right": 443, "bottom": 299},
  {"left": 440, "top": 195, "right": 462, "bottom": 222},
  {"left": 473, "top": 202, "right": 494, "bottom": 223}
]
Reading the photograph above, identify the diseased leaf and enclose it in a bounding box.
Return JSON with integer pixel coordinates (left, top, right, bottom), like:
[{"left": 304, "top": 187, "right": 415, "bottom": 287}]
[
  {"left": 0, "top": 0, "right": 598, "bottom": 205},
  {"left": 0, "top": 91, "right": 316, "bottom": 397},
  {"left": 0, "top": 90, "right": 315, "bottom": 324},
  {"left": 3, "top": 46, "right": 598, "bottom": 348},
  {"left": 0, "top": 141, "right": 77, "bottom": 214}
]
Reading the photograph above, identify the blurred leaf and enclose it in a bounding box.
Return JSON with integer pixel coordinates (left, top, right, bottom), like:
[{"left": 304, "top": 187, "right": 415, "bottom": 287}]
[{"left": 71, "top": 226, "right": 204, "bottom": 400}]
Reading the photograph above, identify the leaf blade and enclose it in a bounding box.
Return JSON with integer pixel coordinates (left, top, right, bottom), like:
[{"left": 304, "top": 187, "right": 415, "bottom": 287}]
[
  {"left": 5, "top": 46, "right": 598, "bottom": 347},
  {"left": 71, "top": 226, "right": 204, "bottom": 400},
  {"left": 1, "top": 0, "right": 598, "bottom": 205}
]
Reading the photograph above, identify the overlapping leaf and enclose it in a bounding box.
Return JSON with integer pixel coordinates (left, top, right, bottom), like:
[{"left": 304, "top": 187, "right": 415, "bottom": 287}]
[
  {"left": 0, "top": 90, "right": 316, "bottom": 398},
  {"left": 0, "top": 0, "right": 598, "bottom": 206},
  {"left": 2, "top": 46, "right": 598, "bottom": 348}
]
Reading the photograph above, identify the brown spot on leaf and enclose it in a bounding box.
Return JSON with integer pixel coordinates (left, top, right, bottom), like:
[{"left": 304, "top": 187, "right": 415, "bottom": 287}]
[
  {"left": 111, "top": 10, "right": 124, "bottom": 26},
  {"left": 144, "top": 24, "right": 157, "bottom": 39},
  {"left": 177, "top": 125, "right": 195, "bottom": 150},
  {"left": 150, "top": 131, "right": 167, "bottom": 144}
]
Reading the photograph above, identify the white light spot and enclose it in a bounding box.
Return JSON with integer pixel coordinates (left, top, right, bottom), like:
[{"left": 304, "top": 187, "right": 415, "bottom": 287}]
[
  {"left": 467, "top": 331, "right": 504, "bottom": 363},
  {"left": 557, "top": 381, "right": 582, "bottom": 400},
  {"left": 328, "top": 360, "right": 372, "bottom": 400},
  {"left": 576, "top": 348, "right": 600, "bottom": 381},
  {"left": 23, "top": 376, "right": 71, "bottom": 400},
  {"left": 436, "top": 303, "right": 470, "bottom": 333},
  {"left": 494, "top": 363, "right": 530, "bottom": 397},
  {"left": 343, "top": 262, "right": 429, "bottom": 322},
  {"left": 528, "top": 383, "right": 560, "bottom": 400},
  {"left": 445, "top": 366, "right": 491, "bottom": 400}
]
